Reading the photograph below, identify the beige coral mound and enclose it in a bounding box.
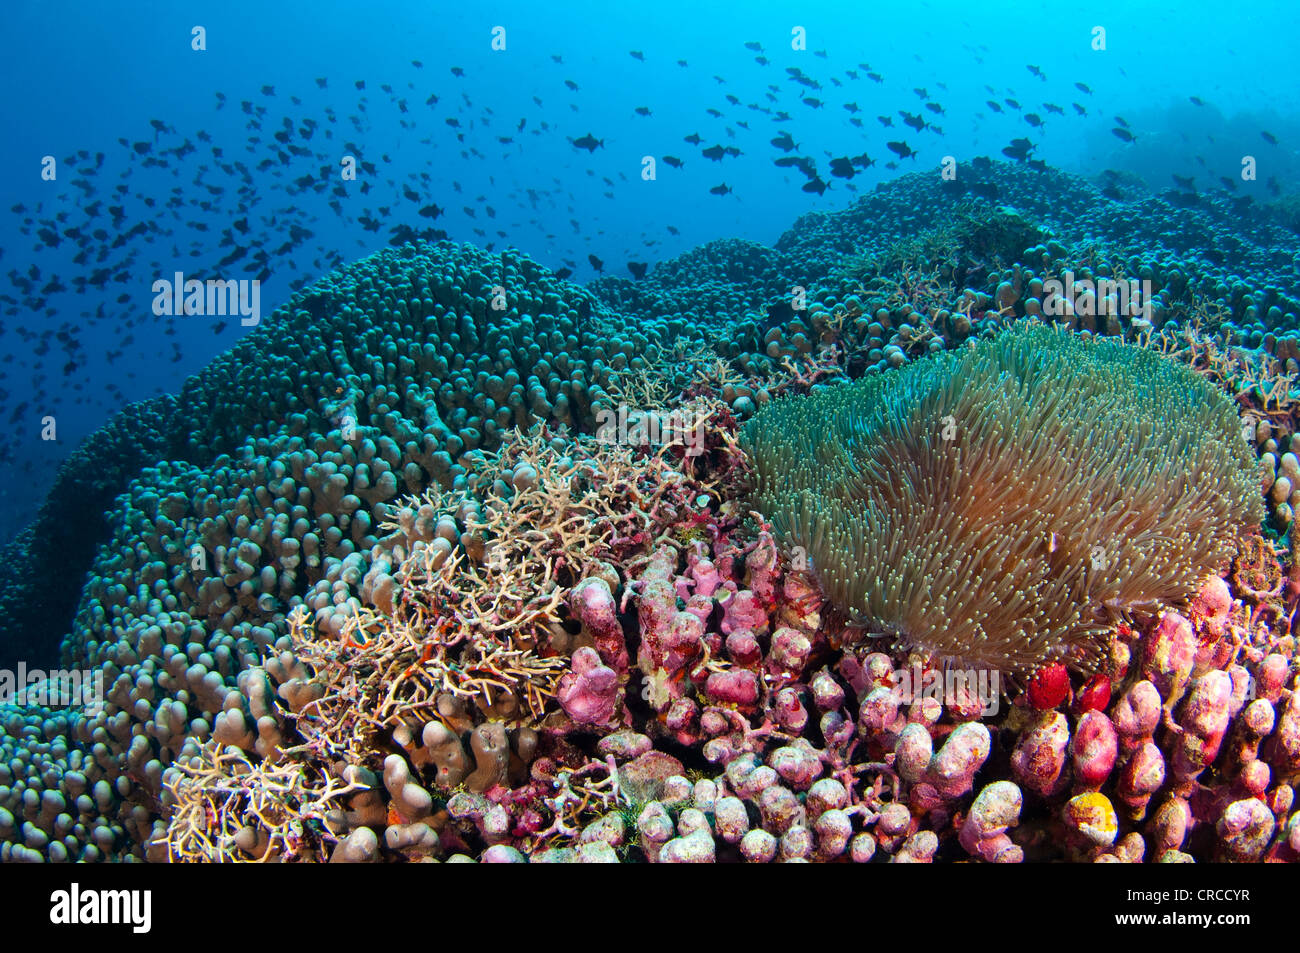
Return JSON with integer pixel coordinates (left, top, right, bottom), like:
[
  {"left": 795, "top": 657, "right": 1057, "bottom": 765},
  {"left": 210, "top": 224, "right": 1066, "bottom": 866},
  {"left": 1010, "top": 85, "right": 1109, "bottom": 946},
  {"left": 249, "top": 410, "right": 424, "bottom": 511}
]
[{"left": 743, "top": 322, "right": 1263, "bottom": 676}]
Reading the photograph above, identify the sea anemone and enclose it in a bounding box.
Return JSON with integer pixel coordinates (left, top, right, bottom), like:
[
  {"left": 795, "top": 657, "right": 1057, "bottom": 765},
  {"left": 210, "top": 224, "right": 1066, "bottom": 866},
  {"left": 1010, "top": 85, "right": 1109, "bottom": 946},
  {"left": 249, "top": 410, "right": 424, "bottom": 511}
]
[{"left": 743, "top": 322, "right": 1263, "bottom": 676}]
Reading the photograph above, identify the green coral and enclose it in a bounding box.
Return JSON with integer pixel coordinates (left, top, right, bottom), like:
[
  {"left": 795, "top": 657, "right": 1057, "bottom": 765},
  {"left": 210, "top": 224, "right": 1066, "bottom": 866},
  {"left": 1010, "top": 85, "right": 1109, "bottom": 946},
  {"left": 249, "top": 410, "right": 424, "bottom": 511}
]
[{"left": 743, "top": 322, "right": 1263, "bottom": 675}]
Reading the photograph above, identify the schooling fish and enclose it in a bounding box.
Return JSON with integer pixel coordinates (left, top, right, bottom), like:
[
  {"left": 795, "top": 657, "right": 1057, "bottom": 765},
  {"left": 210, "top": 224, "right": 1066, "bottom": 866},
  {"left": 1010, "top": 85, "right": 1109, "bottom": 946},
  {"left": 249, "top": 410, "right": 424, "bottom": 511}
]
[
  {"left": 829, "top": 157, "right": 856, "bottom": 179},
  {"left": 887, "top": 140, "right": 918, "bottom": 160},
  {"left": 1002, "top": 138, "right": 1035, "bottom": 160},
  {"left": 571, "top": 133, "right": 604, "bottom": 151},
  {"left": 900, "top": 111, "right": 926, "bottom": 131},
  {"left": 770, "top": 131, "right": 797, "bottom": 151}
]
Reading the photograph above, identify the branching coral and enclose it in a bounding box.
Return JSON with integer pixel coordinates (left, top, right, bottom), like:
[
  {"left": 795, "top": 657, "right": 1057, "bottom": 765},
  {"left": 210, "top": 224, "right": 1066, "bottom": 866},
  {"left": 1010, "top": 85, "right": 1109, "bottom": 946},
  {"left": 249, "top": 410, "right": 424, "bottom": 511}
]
[
  {"left": 744, "top": 321, "right": 1264, "bottom": 677},
  {"left": 287, "top": 424, "right": 711, "bottom": 762},
  {"left": 158, "top": 741, "right": 367, "bottom": 862}
]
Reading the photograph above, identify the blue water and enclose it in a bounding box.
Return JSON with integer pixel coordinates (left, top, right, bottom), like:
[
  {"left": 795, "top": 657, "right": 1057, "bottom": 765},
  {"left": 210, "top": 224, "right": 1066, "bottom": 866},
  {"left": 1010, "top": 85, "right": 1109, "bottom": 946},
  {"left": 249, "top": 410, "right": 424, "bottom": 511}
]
[{"left": 1, "top": 0, "right": 1297, "bottom": 542}]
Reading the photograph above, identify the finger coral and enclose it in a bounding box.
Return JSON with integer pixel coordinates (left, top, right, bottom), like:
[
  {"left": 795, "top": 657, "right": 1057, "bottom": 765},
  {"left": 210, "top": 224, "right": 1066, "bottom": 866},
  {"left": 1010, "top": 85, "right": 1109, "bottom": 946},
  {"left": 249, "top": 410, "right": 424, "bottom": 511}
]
[{"left": 744, "top": 321, "right": 1263, "bottom": 676}]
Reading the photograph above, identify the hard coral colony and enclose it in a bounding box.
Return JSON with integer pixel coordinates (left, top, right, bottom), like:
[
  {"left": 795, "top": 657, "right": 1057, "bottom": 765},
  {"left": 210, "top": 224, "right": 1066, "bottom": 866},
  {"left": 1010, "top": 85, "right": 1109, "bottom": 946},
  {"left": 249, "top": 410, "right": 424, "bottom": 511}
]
[{"left": 2, "top": 165, "right": 1300, "bottom": 866}]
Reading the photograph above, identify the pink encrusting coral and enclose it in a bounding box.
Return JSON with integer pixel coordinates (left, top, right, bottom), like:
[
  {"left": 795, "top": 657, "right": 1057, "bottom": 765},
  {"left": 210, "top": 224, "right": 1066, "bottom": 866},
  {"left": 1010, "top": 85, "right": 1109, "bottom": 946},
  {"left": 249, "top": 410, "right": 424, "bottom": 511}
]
[{"left": 299, "top": 534, "right": 1295, "bottom": 863}]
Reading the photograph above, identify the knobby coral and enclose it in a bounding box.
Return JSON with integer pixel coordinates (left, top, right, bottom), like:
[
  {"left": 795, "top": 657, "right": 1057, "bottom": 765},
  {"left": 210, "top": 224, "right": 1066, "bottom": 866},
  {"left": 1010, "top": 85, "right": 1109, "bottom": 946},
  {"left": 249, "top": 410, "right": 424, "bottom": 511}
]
[{"left": 744, "top": 321, "right": 1263, "bottom": 676}]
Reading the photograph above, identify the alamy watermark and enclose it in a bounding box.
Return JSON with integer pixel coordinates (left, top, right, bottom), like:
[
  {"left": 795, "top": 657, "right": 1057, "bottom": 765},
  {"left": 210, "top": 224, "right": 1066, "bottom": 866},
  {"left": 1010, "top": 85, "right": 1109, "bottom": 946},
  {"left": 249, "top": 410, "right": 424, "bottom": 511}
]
[
  {"left": 595, "top": 403, "right": 706, "bottom": 457},
  {"left": 151, "top": 272, "right": 261, "bottom": 326},
  {"left": 892, "top": 662, "right": 1001, "bottom": 716},
  {"left": 1042, "top": 272, "right": 1152, "bottom": 322},
  {"left": 0, "top": 663, "right": 104, "bottom": 715}
]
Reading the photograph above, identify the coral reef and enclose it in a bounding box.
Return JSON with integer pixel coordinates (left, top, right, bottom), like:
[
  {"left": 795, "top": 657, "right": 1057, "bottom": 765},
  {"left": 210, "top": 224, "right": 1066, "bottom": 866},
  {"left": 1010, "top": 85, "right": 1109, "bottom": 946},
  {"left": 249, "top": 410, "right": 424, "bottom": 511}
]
[{"left": 2, "top": 161, "right": 1298, "bottom": 863}]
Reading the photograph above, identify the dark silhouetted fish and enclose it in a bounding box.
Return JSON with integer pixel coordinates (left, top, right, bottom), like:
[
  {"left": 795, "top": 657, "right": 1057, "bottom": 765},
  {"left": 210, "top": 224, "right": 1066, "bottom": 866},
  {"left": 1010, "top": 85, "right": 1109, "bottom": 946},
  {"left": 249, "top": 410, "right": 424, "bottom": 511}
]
[
  {"left": 571, "top": 133, "right": 604, "bottom": 151},
  {"left": 887, "top": 140, "right": 918, "bottom": 160},
  {"left": 770, "top": 131, "right": 797, "bottom": 151},
  {"left": 829, "top": 157, "right": 856, "bottom": 179},
  {"left": 709, "top": 183, "right": 733, "bottom": 195},
  {"left": 1002, "top": 138, "right": 1035, "bottom": 161}
]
